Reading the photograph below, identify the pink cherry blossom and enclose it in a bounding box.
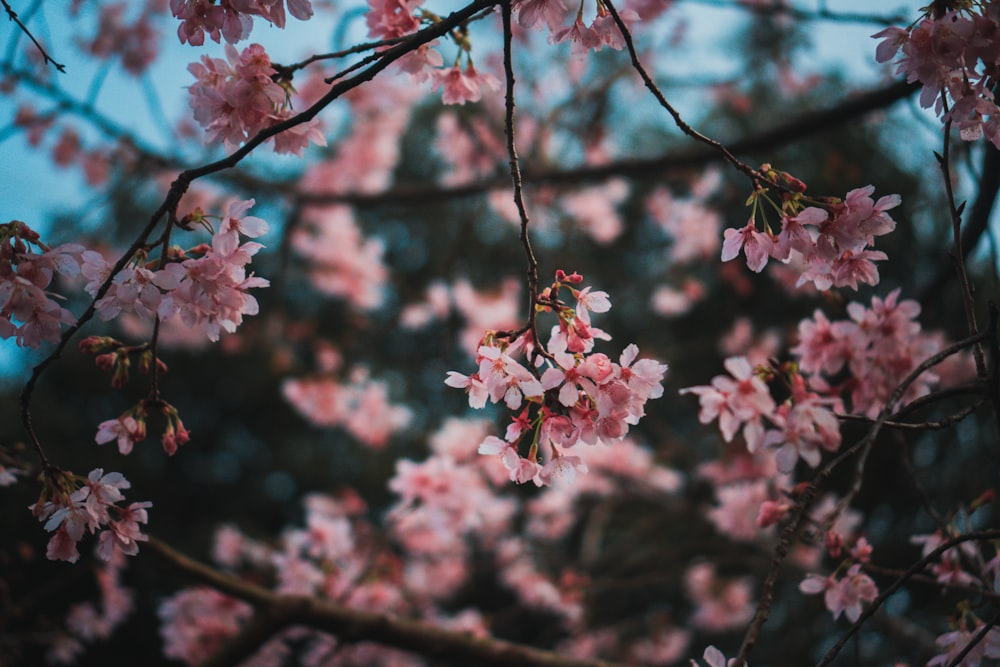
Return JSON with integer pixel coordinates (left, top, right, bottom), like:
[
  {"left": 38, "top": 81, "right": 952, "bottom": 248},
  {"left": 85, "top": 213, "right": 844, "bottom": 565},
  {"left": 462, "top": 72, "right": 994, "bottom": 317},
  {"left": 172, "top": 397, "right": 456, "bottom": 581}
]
[
  {"left": 799, "top": 563, "right": 878, "bottom": 622},
  {"left": 95, "top": 416, "right": 146, "bottom": 455},
  {"left": 680, "top": 356, "right": 776, "bottom": 452},
  {"left": 433, "top": 66, "right": 482, "bottom": 106},
  {"left": 721, "top": 221, "right": 774, "bottom": 272}
]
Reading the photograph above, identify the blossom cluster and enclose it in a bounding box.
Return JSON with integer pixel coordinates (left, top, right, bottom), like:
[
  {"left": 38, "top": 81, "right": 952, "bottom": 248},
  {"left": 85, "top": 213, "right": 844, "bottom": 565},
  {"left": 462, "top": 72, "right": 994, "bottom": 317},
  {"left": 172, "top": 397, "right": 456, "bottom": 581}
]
[
  {"left": 187, "top": 43, "right": 325, "bottom": 153},
  {"left": 722, "top": 183, "right": 899, "bottom": 291},
  {"left": 874, "top": 5, "right": 1000, "bottom": 147},
  {"left": 31, "top": 469, "right": 151, "bottom": 564},
  {"left": 446, "top": 271, "right": 667, "bottom": 486},
  {"left": 792, "top": 288, "right": 970, "bottom": 417},
  {"left": 681, "top": 357, "right": 842, "bottom": 474},
  {"left": 91, "top": 198, "right": 270, "bottom": 342},
  {"left": 363, "top": 0, "right": 637, "bottom": 105},
  {"left": 683, "top": 288, "right": 970, "bottom": 475},
  {"left": 283, "top": 363, "right": 413, "bottom": 449},
  {"left": 171, "top": 0, "right": 314, "bottom": 46},
  {"left": 0, "top": 220, "right": 84, "bottom": 348}
]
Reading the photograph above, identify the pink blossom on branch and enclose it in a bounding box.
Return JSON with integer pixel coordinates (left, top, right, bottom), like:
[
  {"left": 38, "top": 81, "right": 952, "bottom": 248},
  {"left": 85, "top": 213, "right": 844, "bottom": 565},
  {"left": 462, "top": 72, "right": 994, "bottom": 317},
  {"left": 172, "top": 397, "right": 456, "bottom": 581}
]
[
  {"left": 799, "top": 563, "right": 878, "bottom": 622},
  {"left": 0, "top": 221, "right": 86, "bottom": 348},
  {"left": 721, "top": 183, "right": 899, "bottom": 290},
  {"left": 447, "top": 273, "right": 667, "bottom": 487},
  {"left": 31, "top": 469, "right": 151, "bottom": 563},
  {"left": 172, "top": 0, "right": 314, "bottom": 45},
  {"left": 187, "top": 43, "right": 325, "bottom": 154}
]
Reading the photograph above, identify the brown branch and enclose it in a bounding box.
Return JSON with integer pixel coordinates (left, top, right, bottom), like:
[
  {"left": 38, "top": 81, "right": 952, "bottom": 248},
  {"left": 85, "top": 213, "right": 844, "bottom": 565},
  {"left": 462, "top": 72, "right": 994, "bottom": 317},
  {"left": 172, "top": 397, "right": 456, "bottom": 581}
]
[
  {"left": 291, "top": 80, "right": 918, "bottom": 207},
  {"left": 680, "top": 0, "right": 908, "bottom": 26},
  {"left": 145, "top": 537, "right": 632, "bottom": 667},
  {"left": 862, "top": 562, "right": 1000, "bottom": 603},
  {"left": 5, "top": 60, "right": 917, "bottom": 210},
  {"left": 500, "top": 0, "right": 543, "bottom": 359}
]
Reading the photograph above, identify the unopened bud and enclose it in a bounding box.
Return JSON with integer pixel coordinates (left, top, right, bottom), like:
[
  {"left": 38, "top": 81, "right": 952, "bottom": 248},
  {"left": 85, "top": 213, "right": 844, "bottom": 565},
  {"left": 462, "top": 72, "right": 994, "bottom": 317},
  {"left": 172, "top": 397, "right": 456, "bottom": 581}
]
[
  {"left": 95, "top": 353, "right": 116, "bottom": 371},
  {"left": 79, "top": 336, "right": 113, "bottom": 354}
]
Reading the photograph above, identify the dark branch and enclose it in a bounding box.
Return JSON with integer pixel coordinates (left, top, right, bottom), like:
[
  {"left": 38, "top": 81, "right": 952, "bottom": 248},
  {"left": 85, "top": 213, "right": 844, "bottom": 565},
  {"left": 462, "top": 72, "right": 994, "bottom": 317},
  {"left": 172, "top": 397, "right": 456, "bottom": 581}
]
[{"left": 1, "top": 0, "right": 65, "bottom": 72}]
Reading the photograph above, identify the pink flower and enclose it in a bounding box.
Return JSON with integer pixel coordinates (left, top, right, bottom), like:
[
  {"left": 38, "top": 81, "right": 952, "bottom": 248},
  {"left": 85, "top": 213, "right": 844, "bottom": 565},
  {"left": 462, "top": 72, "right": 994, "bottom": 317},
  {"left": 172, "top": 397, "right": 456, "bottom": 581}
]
[
  {"left": 366, "top": 0, "right": 421, "bottom": 39},
  {"left": 515, "top": 0, "right": 569, "bottom": 31},
  {"left": 550, "top": 17, "right": 603, "bottom": 57},
  {"left": 95, "top": 416, "right": 146, "bottom": 455},
  {"left": 34, "top": 469, "right": 149, "bottom": 563},
  {"left": 434, "top": 66, "right": 482, "bottom": 106},
  {"left": 681, "top": 356, "right": 776, "bottom": 452},
  {"left": 799, "top": 563, "right": 878, "bottom": 622},
  {"left": 721, "top": 221, "right": 774, "bottom": 272},
  {"left": 159, "top": 588, "right": 253, "bottom": 664},
  {"left": 97, "top": 501, "right": 152, "bottom": 560},
  {"left": 690, "top": 645, "right": 743, "bottom": 667}
]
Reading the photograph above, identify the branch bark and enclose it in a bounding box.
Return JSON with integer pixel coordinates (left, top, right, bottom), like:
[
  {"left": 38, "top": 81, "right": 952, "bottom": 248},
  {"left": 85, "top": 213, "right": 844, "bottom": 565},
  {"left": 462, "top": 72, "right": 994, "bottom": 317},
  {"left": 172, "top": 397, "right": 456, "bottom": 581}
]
[{"left": 146, "top": 537, "right": 632, "bottom": 667}]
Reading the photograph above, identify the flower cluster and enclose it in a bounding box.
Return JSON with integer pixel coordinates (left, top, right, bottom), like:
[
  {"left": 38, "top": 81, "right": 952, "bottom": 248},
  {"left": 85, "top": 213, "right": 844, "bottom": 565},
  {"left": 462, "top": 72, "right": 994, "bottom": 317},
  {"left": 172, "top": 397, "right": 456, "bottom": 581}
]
[
  {"left": 188, "top": 43, "right": 325, "bottom": 153},
  {"left": 682, "top": 288, "right": 966, "bottom": 474},
  {"left": 792, "top": 288, "right": 968, "bottom": 417},
  {"left": 681, "top": 357, "right": 842, "bottom": 474},
  {"left": 92, "top": 199, "right": 270, "bottom": 342},
  {"left": 0, "top": 220, "right": 84, "bottom": 348},
  {"left": 283, "top": 363, "right": 413, "bottom": 449},
  {"left": 874, "top": 5, "right": 1000, "bottom": 147},
  {"left": 172, "top": 0, "right": 314, "bottom": 46},
  {"left": 722, "top": 178, "right": 899, "bottom": 291},
  {"left": 432, "top": 64, "right": 500, "bottom": 106},
  {"left": 31, "top": 469, "right": 151, "bottom": 563},
  {"left": 158, "top": 587, "right": 254, "bottom": 665},
  {"left": 446, "top": 271, "right": 667, "bottom": 486},
  {"left": 515, "top": 0, "right": 642, "bottom": 55}
]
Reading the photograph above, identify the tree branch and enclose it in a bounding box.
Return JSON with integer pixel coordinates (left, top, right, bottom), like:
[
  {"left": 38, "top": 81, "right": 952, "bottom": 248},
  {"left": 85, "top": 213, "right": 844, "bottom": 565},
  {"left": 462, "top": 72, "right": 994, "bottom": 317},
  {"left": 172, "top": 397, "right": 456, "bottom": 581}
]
[{"left": 145, "top": 537, "right": 632, "bottom": 667}]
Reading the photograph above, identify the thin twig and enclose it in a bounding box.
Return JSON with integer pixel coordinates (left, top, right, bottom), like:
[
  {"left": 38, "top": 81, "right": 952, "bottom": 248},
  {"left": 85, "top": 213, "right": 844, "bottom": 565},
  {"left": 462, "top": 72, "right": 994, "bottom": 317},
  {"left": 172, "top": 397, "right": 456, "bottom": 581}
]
[
  {"left": 816, "top": 529, "right": 1000, "bottom": 666},
  {"left": 500, "top": 0, "right": 543, "bottom": 359},
  {"left": 1, "top": 0, "right": 65, "bottom": 72},
  {"left": 603, "top": 0, "right": 780, "bottom": 192},
  {"left": 836, "top": 400, "right": 984, "bottom": 431},
  {"left": 938, "top": 107, "right": 987, "bottom": 376}
]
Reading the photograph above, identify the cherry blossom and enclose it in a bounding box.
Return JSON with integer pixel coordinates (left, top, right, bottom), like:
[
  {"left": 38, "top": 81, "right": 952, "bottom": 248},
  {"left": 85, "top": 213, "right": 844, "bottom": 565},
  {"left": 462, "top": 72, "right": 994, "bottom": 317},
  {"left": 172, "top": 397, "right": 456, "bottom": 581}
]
[
  {"left": 448, "top": 273, "right": 666, "bottom": 486},
  {"left": 188, "top": 43, "right": 325, "bottom": 153},
  {"left": 32, "top": 469, "right": 151, "bottom": 563},
  {"left": 722, "top": 182, "right": 899, "bottom": 290},
  {"left": 1, "top": 221, "right": 86, "bottom": 348},
  {"left": 172, "top": 0, "right": 314, "bottom": 45},
  {"left": 680, "top": 356, "right": 776, "bottom": 453},
  {"left": 799, "top": 563, "right": 878, "bottom": 622},
  {"left": 158, "top": 588, "right": 254, "bottom": 664},
  {"left": 929, "top": 620, "right": 1000, "bottom": 667}
]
